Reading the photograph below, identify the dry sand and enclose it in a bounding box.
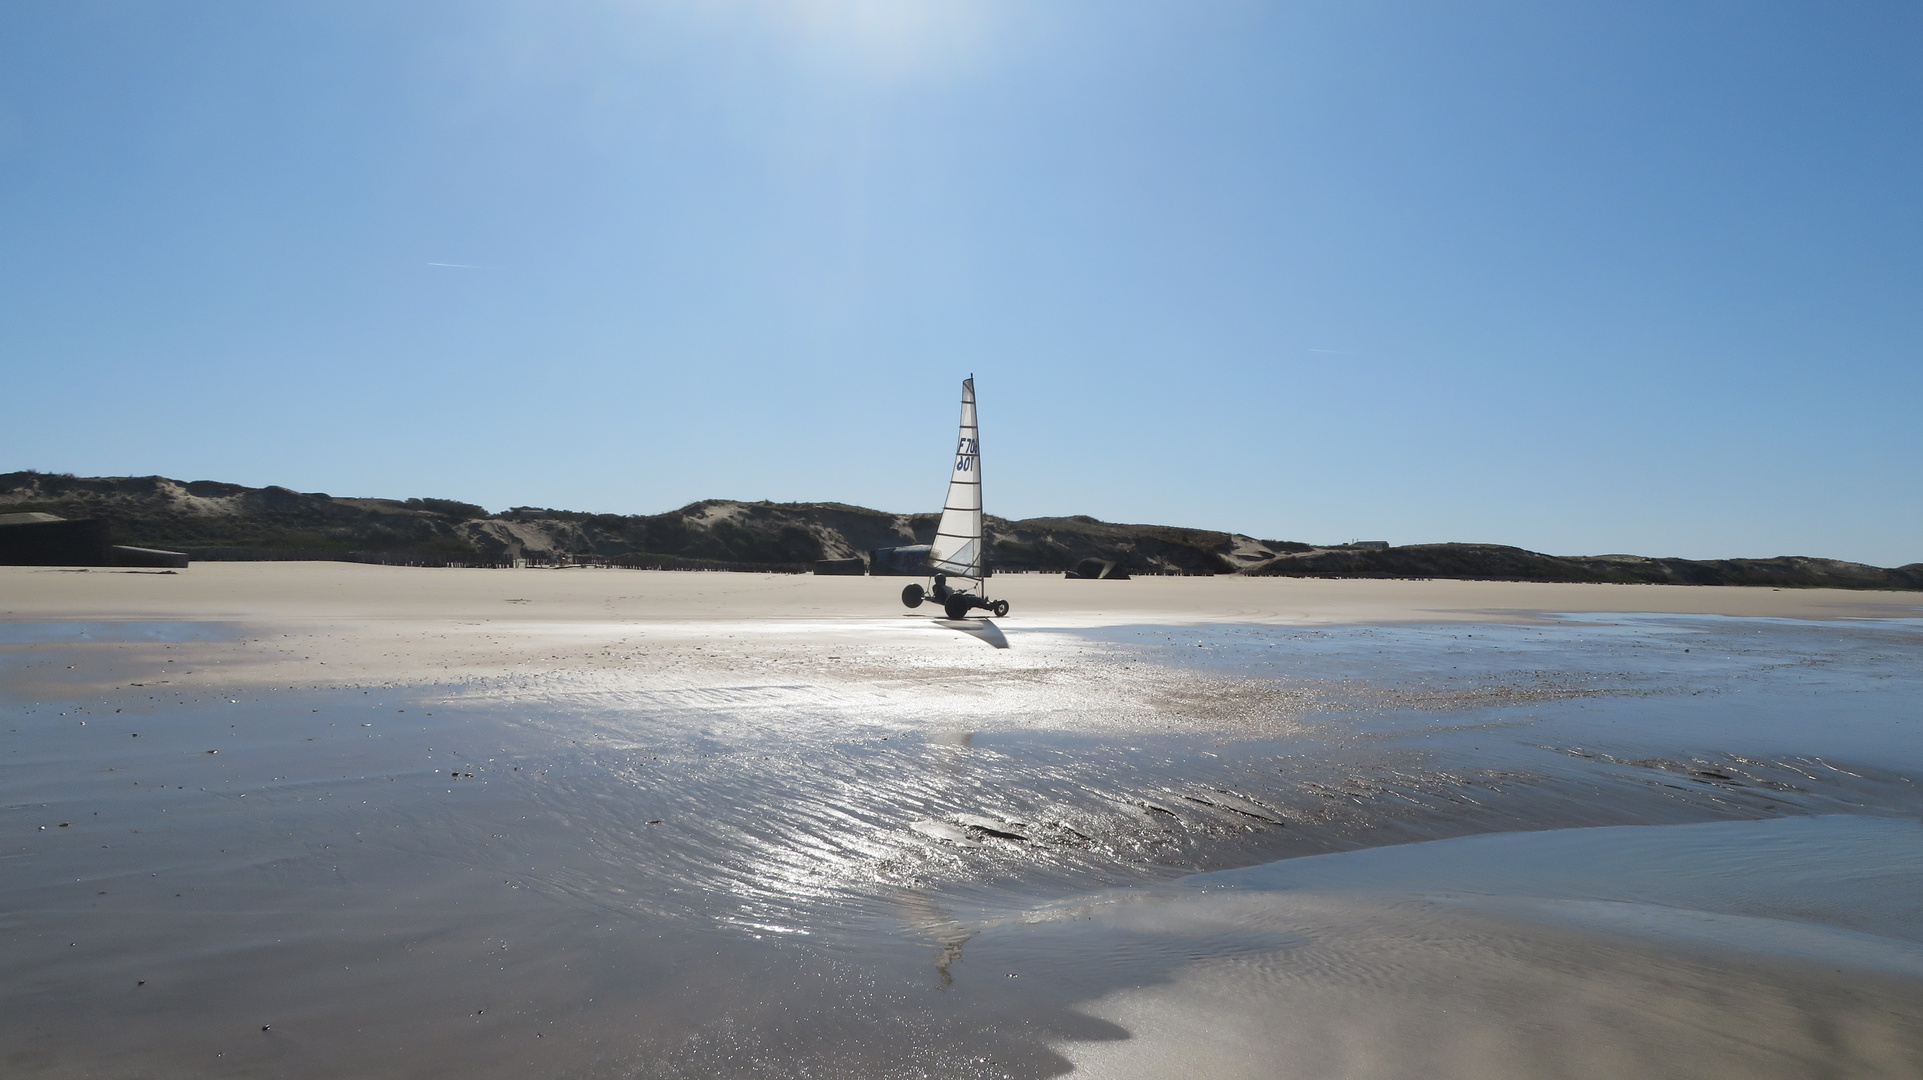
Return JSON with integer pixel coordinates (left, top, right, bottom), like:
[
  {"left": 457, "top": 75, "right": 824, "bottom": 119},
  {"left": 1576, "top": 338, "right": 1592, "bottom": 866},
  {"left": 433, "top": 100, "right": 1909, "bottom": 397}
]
[
  {"left": 3, "top": 563, "right": 1915, "bottom": 697},
  {"left": 5, "top": 561, "right": 1918, "bottom": 624}
]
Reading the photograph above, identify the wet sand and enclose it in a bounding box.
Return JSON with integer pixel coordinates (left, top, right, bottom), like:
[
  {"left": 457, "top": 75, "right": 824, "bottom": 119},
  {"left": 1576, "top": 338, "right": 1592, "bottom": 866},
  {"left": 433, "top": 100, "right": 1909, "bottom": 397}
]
[
  {"left": 1045, "top": 816, "right": 1923, "bottom": 1079},
  {"left": 2, "top": 565, "right": 1920, "bottom": 1077}
]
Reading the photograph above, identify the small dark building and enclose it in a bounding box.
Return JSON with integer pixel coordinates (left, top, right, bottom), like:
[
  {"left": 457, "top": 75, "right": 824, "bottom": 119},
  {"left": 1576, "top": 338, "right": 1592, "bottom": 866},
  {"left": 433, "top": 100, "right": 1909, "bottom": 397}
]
[
  {"left": 869, "top": 545, "right": 933, "bottom": 576},
  {"left": 813, "top": 557, "right": 866, "bottom": 576},
  {"left": 0, "top": 513, "right": 188, "bottom": 568}
]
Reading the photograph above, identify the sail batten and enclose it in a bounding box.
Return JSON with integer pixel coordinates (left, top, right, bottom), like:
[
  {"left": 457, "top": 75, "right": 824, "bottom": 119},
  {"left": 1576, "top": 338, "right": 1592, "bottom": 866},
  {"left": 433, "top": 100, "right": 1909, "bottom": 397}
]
[{"left": 926, "top": 378, "right": 984, "bottom": 584}]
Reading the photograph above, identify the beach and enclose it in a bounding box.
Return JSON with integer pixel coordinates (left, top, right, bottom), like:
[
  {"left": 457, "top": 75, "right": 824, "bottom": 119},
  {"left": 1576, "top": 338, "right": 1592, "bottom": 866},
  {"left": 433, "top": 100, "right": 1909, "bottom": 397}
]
[{"left": 3, "top": 564, "right": 1920, "bottom": 1077}]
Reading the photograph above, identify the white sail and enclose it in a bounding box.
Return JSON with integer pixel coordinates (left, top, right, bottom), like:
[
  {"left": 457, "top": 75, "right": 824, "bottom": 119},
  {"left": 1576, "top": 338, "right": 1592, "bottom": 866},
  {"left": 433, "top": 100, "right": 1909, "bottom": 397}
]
[{"left": 927, "top": 377, "right": 983, "bottom": 584}]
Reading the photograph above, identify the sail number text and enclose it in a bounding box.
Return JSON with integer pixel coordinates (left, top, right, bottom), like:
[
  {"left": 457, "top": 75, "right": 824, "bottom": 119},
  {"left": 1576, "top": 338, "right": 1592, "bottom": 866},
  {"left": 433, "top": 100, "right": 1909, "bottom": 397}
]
[{"left": 954, "top": 437, "right": 978, "bottom": 472}]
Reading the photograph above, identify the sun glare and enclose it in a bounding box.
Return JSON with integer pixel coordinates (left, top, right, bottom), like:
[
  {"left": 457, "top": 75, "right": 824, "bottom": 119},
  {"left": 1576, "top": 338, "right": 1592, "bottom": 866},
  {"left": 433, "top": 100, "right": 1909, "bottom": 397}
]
[{"left": 693, "top": 0, "right": 994, "bottom": 81}]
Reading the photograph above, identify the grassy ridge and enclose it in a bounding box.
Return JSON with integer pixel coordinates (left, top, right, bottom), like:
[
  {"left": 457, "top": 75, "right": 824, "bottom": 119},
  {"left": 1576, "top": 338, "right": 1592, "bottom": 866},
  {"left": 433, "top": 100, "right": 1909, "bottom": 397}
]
[
  {"left": 4, "top": 472, "right": 1916, "bottom": 588},
  {"left": 0, "top": 473, "right": 1274, "bottom": 573},
  {"left": 1243, "top": 543, "right": 1923, "bottom": 590}
]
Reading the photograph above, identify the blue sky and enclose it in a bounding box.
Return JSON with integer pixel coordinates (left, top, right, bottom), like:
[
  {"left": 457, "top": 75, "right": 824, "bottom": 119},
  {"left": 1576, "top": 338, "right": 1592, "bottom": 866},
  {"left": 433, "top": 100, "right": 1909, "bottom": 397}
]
[{"left": 2, "top": 1, "right": 1918, "bottom": 564}]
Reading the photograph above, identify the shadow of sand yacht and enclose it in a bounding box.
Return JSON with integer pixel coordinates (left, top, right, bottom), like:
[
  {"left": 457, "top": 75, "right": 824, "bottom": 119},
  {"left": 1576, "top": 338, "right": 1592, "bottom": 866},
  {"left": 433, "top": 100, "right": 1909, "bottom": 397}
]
[{"left": 934, "top": 618, "right": 1009, "bottom": 649}]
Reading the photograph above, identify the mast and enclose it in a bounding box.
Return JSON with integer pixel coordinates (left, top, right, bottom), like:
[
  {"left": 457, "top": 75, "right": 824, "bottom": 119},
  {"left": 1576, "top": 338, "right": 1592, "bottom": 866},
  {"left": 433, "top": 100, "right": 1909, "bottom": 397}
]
[{"left": 927, "top": 377, "right": 983, "bottom": 589}]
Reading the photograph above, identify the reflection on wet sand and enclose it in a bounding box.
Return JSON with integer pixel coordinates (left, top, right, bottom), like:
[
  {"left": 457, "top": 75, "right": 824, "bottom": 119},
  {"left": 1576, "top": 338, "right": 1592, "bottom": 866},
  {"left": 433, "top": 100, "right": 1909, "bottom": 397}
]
[{"left": 2, "top": 610, "right": 1919, "bottom": 1077}]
